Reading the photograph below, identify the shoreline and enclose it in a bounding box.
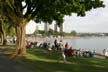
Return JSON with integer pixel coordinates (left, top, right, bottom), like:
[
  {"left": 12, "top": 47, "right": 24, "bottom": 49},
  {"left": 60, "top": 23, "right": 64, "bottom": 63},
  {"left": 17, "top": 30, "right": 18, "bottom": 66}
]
[{"left": 26, "top": 36, "right": 108, "bottom": 55}]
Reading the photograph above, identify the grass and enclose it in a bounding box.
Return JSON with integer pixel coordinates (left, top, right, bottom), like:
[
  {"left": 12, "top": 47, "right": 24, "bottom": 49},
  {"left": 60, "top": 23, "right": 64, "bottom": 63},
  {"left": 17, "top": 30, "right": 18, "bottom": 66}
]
[{"left": 19, "top": 47, "right": 108, "bottom": 72}]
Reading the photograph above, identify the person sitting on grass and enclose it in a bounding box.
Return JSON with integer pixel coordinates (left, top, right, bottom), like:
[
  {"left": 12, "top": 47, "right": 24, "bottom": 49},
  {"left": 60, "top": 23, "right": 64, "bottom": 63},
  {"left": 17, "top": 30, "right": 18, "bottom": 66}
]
[
  {"left": 47, "top": 43, "right": 52, "bottom": 52},
  {"left": 67, "top": 47, "right": 73, "bottom": 57}
]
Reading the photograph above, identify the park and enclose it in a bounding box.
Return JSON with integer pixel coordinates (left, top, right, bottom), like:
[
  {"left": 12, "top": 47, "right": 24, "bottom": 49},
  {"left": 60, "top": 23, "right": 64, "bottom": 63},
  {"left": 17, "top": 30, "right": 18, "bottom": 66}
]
[{"left": 0, "top": 0, "right": 108, "bottom": 72}]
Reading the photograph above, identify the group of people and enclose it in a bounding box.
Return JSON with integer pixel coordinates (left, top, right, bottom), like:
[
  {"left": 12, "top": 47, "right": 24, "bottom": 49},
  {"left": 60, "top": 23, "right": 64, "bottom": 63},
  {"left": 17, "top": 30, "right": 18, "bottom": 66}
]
[
  {"left": 53, "top": 39, "right": 94, "bottom": 58},
  {"left": 38, "top": 39, "right": 95, "bottom": 63},
  {"left": 26, "top": 40, "right": 38, "bottom": 48},
  {"left": 26, "top": 39, "right": 96, "bottom": 63}
]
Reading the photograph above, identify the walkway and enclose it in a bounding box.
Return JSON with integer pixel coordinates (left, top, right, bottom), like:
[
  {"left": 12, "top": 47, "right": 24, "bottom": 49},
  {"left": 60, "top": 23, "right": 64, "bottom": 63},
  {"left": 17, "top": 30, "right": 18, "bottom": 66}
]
[{"left": 0, "top": 45, "right": 33, "bottom": 72}]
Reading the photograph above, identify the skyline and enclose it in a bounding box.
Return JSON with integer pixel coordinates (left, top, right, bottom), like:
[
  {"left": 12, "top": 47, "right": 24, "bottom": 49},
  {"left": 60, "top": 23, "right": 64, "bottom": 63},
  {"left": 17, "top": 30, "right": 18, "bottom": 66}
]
[{"left": 26, "top": 0, "right": 108, "bottom": 34}]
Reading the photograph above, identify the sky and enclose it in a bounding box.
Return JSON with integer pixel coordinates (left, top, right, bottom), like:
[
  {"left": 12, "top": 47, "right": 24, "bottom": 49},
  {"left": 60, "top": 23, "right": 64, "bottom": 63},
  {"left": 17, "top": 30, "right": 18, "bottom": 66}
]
[{"left": 26, "top": 0, "right": 108, "bottom": 34}]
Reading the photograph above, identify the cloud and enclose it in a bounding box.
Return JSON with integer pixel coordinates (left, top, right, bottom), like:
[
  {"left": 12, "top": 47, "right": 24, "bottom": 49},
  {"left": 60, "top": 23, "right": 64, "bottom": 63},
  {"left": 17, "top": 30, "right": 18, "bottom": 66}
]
[{"left": 63, "top": 0, "right": 108, "bottom": 33}]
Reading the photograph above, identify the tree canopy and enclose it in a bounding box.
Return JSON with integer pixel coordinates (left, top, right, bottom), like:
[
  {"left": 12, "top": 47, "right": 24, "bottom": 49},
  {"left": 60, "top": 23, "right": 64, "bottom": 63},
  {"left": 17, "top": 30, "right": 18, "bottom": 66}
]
[{"left": 0, "top": 0, "right": 105, "bottom": 24}]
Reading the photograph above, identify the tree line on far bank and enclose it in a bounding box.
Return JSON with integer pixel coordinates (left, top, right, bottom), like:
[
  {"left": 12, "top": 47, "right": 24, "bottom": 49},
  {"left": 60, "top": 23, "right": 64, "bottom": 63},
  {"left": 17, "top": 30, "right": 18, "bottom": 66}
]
[
  {"left": 33, "top": 29, "right": 77, "bottom": 37},
  {"left": 33, "top": 29, "right": 108, "bottom": 37}
]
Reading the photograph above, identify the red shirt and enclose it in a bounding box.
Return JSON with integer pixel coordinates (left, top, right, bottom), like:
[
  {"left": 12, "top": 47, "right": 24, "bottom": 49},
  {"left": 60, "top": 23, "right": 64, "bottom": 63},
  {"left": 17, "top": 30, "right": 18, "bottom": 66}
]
[{"left": 67, "top": 49, "right": 73, "bottom": 56}]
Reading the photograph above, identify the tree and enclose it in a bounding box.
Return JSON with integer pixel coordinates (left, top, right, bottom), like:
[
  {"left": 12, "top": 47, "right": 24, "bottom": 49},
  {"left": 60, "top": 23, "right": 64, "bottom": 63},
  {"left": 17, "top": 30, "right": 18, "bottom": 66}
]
[
  {"left": 0, "top": 15, "right": 8, "bottom": 45},
  {"left": 71, "top": 30, "right": 77, "bottom": 36},
  {"left": 7, "top": 27, "right": 16, "bottom": 36},
  {"left": 0, "top": 0, "right": 105, "bottom": 56},
  {"left": 0, "top": 15, "right": 7, "bottom": 44},
  {"left": 0, "top": 15, "right": 16, "bottom": 45},
  {"left": 48, "top": 28, "right": 54, "bottom": 36}
]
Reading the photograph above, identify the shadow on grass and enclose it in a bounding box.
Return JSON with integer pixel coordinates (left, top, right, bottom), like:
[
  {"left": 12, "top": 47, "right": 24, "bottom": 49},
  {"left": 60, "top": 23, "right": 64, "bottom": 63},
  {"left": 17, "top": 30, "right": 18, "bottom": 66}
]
[
  {"left": 20, "top": 57, "right": 108, "bottom": 72},
  {"left": 0, "top": 46, "right": 15, "bottom": 55},
  {"left": 20, "top": 48, "right": 108, "bottom": 72}
]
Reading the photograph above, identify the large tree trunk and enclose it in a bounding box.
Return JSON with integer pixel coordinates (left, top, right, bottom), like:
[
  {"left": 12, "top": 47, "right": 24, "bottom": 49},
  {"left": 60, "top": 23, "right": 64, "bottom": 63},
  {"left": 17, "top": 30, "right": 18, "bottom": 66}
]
[
  {"left": 14, "top": 20, "right": 26, "bottom": 56},
  {"left": 2, "top": 30, "right": 7, "bottom": 45}
]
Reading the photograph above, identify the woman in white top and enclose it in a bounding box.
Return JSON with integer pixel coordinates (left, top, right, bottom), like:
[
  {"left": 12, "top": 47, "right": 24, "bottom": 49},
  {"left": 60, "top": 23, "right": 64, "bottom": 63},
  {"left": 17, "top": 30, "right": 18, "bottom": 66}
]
[{"left": 59, "top": 40, "right": 67, "bottom": 63}]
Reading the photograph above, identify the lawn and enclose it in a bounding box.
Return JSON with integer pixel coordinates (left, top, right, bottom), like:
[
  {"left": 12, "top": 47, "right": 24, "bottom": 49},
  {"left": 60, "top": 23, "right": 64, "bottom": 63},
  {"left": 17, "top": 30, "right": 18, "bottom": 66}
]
[{"left": 19, "top": 47, "right": 108, "bottom": 72}]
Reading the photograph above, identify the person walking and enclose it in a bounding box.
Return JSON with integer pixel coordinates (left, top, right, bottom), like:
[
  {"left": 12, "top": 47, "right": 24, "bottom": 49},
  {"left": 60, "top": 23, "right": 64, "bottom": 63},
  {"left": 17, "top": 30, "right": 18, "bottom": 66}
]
[{"left": 59, "top": 40, "right": 67, "bottom": 63}]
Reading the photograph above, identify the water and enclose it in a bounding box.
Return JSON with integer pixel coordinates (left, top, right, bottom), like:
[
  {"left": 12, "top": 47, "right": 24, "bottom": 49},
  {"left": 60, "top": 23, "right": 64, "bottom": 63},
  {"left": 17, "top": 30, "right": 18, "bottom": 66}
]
[{"left": 63, "top": 37, "right": 108, "bottom": 54}]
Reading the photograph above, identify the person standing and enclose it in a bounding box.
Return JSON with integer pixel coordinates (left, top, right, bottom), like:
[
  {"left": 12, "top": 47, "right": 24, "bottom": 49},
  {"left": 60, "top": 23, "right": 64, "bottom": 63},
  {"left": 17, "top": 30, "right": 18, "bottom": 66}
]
[
  {"left": 103, "top": 49, "right": 106, "bottom": 55},
  {"left": 64, "top": 42, "right": 69, "bottom": 56},
  {"left": 65, "top": 42, "right": 69, "bottom": 49},
  {"left": 54, "top": 39, "right": 58, "bottom": 50},
  {"left": 59, "top": 40, "right": 67, "bottom": 63}
]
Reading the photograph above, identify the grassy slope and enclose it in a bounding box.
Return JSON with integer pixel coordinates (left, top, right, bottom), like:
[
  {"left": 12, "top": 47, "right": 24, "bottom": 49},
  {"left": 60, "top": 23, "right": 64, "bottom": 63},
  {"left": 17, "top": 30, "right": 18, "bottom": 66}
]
[{"left": 19, "top": 47, "right": 108, "bottom": 72}]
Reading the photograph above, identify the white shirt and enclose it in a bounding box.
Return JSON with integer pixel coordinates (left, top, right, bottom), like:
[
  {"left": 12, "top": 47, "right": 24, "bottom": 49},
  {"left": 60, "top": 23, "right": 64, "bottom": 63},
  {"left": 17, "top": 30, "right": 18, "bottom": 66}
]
[{"left": 105, "top": 52, "right": 108, "bottom": 57}]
